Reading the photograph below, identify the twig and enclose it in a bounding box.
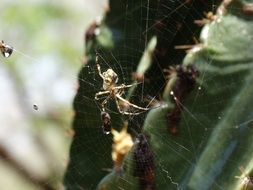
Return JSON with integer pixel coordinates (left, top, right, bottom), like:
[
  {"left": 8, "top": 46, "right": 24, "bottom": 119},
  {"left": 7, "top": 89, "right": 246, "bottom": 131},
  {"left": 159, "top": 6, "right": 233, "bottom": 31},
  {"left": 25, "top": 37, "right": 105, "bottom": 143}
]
[{"left": 0, "top": 144, "right": 55, "bottom": 190}]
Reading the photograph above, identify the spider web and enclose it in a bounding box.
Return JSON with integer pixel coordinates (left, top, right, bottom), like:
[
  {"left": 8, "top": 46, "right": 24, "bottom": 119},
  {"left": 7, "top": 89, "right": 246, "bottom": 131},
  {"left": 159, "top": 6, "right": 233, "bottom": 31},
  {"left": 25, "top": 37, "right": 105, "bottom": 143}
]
[
  {"left": 0, "top": 0, "right": 252, "bottom": 190},
  {"left": 65, "top": 0, "right": 239, "bottom": 189}
]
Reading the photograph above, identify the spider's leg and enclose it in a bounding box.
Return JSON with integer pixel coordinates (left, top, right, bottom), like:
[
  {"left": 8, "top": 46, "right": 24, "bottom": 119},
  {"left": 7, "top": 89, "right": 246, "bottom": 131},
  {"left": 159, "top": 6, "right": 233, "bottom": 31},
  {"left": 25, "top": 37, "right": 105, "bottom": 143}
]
[
  {"left": 116, "top": 94, "right": 149, "bottom": 111},
  {"left": 116, "top": 87, "right": 125, "bottom": 97},
  {"left": 95, "top": 90, "right": 110, "bottom": 100},
  {"left": 114, "top": 84, "right": 133, "bottom": 90},
  {"left": 101, "top": 95, "right": 111, "bottom": 111},
  {"left": 113, "top": 84, "right": 133, "bottom": 96},
  {"left": 96, "top": 54, "right": 104, "bottom": 79},
  {"left": 114, "top": 97, "right": 144, "bottom": 115},
  {"left": 96, "top": 64, "right": 104, "bottom": 79}
]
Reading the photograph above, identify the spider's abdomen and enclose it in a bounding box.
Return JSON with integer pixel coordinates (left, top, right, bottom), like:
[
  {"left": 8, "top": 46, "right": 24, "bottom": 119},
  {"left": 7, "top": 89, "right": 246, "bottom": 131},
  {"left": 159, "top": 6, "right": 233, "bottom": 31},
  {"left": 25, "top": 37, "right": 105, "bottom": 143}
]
[{"left": 102, "top": 69, "right": 118, "bottom": 90}]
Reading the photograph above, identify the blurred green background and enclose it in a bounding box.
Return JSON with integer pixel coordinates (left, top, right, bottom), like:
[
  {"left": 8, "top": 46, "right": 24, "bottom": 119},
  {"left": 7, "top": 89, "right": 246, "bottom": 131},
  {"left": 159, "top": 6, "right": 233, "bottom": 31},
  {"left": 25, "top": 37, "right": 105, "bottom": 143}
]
[{"left": 0, "top": 0, "right": 106, "bottom": 189}]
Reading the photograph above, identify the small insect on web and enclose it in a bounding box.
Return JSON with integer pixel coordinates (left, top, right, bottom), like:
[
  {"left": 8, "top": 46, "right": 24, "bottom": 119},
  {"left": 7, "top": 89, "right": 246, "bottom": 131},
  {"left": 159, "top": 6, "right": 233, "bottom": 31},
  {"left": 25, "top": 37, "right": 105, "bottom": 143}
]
[
  {"left": 101, "top": 111, "right": 111, "bottom": 134},
  {"left": 164, "top": 64, "right": 199, "bottom": 134},
  {"left": 0, "top": 40, "right": 13, "bottom": 58},
  {"left": 94, "top": 53, "right": 150, "bottom": 116}
]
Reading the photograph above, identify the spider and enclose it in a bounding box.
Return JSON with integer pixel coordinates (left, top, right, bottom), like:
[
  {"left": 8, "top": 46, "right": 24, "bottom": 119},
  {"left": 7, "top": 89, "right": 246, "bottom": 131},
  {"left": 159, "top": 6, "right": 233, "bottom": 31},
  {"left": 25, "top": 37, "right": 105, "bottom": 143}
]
[
  {"left": 0, "top": 40, "right": 13, "bottom": 58},
  {"left": 94, "top": 54, "right": 149, "bottom": 115}
]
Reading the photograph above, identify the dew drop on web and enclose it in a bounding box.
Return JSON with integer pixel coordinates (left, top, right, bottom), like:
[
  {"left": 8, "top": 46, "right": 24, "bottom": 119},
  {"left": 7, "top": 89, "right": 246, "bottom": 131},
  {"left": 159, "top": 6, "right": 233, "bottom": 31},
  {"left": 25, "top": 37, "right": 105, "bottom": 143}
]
[
  {"left": 33, "top": 104, "right": 39, "bottom": 111},
  {"left": 1, "top": 44, "right": 13, "bottom": 58},
  {"left": 3, "top": 52, "right": 10, "bottom": 57}
]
